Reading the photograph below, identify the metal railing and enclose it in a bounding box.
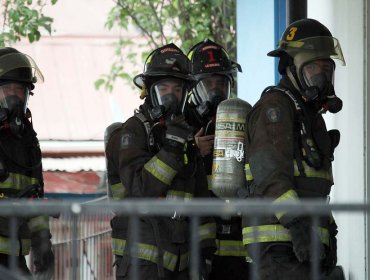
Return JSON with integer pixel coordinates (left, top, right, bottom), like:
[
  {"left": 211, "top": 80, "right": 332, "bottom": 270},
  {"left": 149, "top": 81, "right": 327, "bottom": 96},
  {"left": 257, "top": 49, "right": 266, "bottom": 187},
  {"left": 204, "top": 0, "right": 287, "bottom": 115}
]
[{"left": 0, "top": 199, "right": 369, "bottom": 280}]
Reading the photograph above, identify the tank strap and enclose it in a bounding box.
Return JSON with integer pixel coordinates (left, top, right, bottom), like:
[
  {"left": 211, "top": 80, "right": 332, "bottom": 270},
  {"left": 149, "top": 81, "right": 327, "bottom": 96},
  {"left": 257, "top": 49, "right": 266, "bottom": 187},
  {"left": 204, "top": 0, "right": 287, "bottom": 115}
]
[
  {"left": 134, "top": 112, "right": 155, "bottom": 148},
  {"left": 262, "top": 86, "right": 307, "bottom": 176}
]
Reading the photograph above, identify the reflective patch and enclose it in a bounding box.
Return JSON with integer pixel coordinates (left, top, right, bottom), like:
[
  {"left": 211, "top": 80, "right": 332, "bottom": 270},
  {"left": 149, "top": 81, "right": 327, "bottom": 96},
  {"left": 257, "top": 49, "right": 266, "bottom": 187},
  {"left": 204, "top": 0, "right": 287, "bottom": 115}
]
[
  {"left": 120, "top": 133, "right": 133, "bottom": 148},
  {"left": 266, "top": 107, "right": 281, "bottom": 123}
]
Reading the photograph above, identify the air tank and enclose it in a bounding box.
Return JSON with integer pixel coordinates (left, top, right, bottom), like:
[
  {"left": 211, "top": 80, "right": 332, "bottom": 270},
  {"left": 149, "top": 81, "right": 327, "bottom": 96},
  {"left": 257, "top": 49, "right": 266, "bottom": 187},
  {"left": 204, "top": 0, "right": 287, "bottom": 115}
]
[{"left": 211, "top": 98, "right": 252, "bottom": 198}]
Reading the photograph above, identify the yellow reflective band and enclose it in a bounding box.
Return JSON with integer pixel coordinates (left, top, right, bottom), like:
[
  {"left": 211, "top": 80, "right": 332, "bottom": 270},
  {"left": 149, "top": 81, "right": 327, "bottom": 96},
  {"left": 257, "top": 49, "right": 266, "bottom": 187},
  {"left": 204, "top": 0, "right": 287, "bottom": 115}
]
[
  {"left": 244, "top": 164, "right": 253, "bottom": 181},
  {"left": 0, "top": 172, "right": 39, "bottom": 190},
  {"left": 242, "top": 224, "right": 329, "bottom": 246},
  {"left": 111, "top": 182, "right": 126, "bottom": 200},
  {"left": 207, "top": 175, "right": 212, "bottom": 191},
  {"left": 273, "top": 189, "right": 299, "bottom": 220},
  {"left": 111, "top": 238, "right": 189, "bottom": 272},
  {"left": 293, "top": 160, "right": 333, "bottom": 182},
  {"left": 144, "top": 156, "right": 177, "bottom": 185},
  {"left": 28, "top": 215, "right": 50, "bottom": 232},
  {"left": 199, "top": 222, "right": 216, "bottom": 241},
  {"left": 166, "top": 190, "right": 193, "bottom": 201},
  {"left": 214, "top": 239, "right": 248, "bottom": 257},
  {"left": 0, "top": 236, "right": 30, "bottom": 255}
]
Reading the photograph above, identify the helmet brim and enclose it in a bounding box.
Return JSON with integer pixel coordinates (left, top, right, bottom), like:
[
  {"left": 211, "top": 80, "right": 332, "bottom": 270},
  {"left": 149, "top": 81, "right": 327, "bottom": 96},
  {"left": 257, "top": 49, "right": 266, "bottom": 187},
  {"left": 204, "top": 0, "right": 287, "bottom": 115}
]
[
  {"left": 133, "top": 72, "right": 195, "bottom": 89},
  {"left": 267, "top": 48, "right": 284, "bottom": 57}
]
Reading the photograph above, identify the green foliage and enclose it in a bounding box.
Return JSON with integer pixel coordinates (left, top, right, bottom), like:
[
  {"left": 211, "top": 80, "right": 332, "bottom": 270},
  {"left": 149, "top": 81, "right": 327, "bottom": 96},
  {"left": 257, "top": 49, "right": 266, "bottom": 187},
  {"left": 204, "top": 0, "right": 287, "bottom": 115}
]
[
  {"left": 97, "top": 0, "right": 236, "bottom": 92},
  {"left": 0, "top": 0, "right": 58, "bottom": 46}
]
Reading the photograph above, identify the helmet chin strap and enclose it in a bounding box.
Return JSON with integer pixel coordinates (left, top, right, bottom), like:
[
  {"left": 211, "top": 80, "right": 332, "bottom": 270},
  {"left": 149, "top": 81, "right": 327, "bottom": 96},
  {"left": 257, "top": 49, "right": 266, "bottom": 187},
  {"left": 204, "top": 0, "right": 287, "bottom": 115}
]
[{"left": 286, "top": 67, "right": 302, "bottom": 93}]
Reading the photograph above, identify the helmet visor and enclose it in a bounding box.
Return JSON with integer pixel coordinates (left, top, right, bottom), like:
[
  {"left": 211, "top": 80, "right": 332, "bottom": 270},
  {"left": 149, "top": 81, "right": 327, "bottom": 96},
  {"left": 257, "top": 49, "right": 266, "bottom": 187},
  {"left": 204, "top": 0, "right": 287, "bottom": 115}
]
[
  {"left": 194, "top": 74, "right": 231, "bottom": 104},
  {"left": 279, "top": 36, "right": 346, "bottom": 66},
  {"left": 302, "top": 59, "right": 335, "bottom": 90},
  {"left": 0, "top": 53, "right": 44, "bottom": 83},
  {"left": 0, "top": 82, "right": 30, "bottom": 114},
  {"left": 150, "top": 78, "right": 187, "bottom": 115}
]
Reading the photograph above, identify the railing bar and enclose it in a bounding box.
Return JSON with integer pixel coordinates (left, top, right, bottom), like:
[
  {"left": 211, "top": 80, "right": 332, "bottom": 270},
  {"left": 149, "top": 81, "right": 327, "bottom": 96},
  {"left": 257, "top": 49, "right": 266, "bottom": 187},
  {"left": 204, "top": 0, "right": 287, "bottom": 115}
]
[{"left": 190, "top": 216, "right": 200, "bottom": 280}]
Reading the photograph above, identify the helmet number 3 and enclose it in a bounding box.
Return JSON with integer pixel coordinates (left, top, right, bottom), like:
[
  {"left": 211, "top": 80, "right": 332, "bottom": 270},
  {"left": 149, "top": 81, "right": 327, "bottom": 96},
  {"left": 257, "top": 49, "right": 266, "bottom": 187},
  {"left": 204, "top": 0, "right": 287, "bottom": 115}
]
[{"left": 286, "top": 27, "right": 298, "bottom": 41}]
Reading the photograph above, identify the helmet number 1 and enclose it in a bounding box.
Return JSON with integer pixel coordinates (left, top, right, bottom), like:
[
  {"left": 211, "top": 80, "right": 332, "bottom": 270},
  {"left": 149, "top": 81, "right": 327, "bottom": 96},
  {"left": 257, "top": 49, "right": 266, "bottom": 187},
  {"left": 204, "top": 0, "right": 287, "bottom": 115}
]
[
  {"left": 286, "top": 27, "right": 298, "bottom": 41},
  {"left": 207, "top": 50, "right": 215, "bottom": 62}
]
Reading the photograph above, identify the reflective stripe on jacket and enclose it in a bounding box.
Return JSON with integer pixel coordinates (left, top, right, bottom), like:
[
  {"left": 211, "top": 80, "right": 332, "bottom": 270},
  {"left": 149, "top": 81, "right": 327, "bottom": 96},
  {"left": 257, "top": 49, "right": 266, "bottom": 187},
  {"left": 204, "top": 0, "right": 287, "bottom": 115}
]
[
  {"left": 0, "top": 236, "right": 31, "bottom": 255},
  {"left": 242, "top": 224, "right": 329, "bottom": 247}
]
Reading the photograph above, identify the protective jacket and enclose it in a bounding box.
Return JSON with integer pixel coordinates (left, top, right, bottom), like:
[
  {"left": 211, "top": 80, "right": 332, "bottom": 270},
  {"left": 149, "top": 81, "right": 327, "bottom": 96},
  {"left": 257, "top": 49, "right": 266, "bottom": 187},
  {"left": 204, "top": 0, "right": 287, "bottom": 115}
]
[
  {"left": 0, "top": 119, "right": 50, "bottom": 257},
  {"left": 105, "top": 103, "right": 216, "bottom": 274},
  {"left": 242, "top": 76, "right": 336, "bottom": 253}
]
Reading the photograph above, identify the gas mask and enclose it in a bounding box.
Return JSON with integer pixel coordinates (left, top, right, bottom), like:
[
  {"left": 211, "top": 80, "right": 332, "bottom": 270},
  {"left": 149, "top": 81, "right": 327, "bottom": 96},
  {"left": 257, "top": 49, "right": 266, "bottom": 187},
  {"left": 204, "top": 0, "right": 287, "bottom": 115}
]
[
  {"left": 149, "top": 78, "right": 187, "bottom": 121},
  {"left": 0, "top": 83, "right": 30, "bottom": 136},
  {"left": 300, "top": 59, "right": 342, "bottom": 113},
  {"left": 193, "top": 74, "right": 231, "bottom": 118}
]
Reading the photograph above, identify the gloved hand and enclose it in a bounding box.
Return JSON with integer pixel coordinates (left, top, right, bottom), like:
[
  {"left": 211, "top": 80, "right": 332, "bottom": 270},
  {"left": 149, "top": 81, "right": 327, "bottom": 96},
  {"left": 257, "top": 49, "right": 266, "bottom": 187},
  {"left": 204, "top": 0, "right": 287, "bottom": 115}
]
[
  {"left": 31, "top": 230, "right": 55, "bottom": 279},
  {"left": 285, "top": 218, "right": 325, "bottom": 262},
  {"left": 164, "top": 116, "right": 194, "bottom": 153},
  {"left": 195, "top": 127, "right": 214, "bottom": 157},
  {"left": 323, "top": 220, "right": 338, "bottom": 275},
  {"left": 200, "top": 247, "right": 215, "bottom": 280}
]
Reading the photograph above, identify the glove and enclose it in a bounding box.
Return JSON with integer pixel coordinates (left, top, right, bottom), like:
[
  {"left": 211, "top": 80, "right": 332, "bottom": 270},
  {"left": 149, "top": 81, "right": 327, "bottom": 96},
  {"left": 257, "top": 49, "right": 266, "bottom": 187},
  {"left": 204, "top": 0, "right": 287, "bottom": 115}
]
[
  {"left": 200, "top": 247, "right": 215, "bottom": 280},
  {"left": 31, "top": 230, "right": 55, "bottom": 278},
  {"left": 164, "top": 116, "right": 194, "bottom": 153},
  {"left": 323, "top": 220, "right": 338, "bottom": 275},
  {"left": 285, "top": 218, "right": 325, "bottom": 262}
]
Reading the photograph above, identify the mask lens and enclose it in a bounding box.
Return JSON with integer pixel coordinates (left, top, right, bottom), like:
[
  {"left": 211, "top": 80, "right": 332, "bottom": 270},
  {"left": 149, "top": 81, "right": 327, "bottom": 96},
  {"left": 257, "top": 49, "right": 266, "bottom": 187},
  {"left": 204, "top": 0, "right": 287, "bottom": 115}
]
[
  {"left": 151, "top": 78, "right": 185, "bottom": 115},
  {"left": 302, "top": 59, "right": 334, "bottom": 90},
  {"left": 194, "top": 74, "right": 231, "bottom": 104},
  {"left": 0, "top": 83, "right": 29, "bottom": 113}
]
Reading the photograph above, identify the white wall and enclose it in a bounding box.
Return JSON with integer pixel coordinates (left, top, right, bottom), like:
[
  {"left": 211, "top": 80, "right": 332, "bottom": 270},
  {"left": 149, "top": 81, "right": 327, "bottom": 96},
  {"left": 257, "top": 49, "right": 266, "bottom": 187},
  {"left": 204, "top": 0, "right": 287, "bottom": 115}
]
[{"left": 308, "top": 1, "right": 367, "bottom": 279}]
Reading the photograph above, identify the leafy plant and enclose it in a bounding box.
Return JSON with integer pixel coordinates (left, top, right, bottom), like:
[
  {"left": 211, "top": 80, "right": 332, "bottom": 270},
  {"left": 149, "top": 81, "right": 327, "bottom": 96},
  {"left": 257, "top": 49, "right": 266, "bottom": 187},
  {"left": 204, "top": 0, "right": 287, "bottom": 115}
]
[
  {"left": 96, "top": 0, "right": 236, "bottom": 92},
  {"left": 0, "top": 0, "right": 58, "bottom": 46}
]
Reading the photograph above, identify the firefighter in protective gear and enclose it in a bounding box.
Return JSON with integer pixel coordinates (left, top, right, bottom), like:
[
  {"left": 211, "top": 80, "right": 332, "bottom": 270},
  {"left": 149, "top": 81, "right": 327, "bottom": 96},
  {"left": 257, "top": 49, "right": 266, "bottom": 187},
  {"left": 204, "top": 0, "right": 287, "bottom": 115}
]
[
  {"left": 105, "top": 43, "right": 216, "bottom": 280},
  {"left": 0, "top": 47, "right": 54, "bottom": 278},
  {"left": 186, "top": 39, "right": 250, "bottom": 280},
  {"left": 242, "top": 18, "right": 345, "bottom": 279}
]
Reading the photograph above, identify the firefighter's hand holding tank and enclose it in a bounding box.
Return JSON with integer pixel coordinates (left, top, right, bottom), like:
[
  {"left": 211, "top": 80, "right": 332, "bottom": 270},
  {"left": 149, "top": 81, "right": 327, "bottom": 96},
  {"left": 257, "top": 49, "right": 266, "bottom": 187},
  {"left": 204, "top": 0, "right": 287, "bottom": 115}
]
[{"left": 194, "top": 127, "right": 214, "bottom": 157}]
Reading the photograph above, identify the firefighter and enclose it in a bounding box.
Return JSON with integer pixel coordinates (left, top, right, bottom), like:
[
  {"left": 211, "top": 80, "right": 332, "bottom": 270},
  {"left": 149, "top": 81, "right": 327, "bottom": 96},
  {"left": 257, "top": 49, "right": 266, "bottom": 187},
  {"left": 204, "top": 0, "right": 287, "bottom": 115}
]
[
  {"left": 186, "top": 39, "right": 250, "bottom": 280},
  {"left": 0, "top": 47, "right": 54, "bottom": 277},
  {"left": 242, "top": 19, "right": 345, "bottom": 279},
  {"left": 104, "top": 43, "right": 216, "bottom": 280}
]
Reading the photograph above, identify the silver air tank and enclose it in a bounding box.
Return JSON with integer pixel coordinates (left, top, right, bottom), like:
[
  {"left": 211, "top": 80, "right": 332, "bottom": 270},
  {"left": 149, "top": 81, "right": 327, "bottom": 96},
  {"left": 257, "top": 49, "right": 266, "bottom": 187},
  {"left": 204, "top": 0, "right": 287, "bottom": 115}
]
[{"left": 211, "top": 98, "right": 252, "bottom": 198}]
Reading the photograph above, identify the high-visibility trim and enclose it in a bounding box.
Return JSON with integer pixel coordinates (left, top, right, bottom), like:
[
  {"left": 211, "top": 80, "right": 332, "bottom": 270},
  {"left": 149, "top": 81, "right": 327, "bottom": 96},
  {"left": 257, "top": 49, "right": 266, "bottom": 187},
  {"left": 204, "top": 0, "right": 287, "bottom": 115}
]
[
  {"left": 28, "top": 215, "right": 50, "bottom": 232},
  {"left": 0, "top": 236, "right": 30, "bottom": 255},
  {"left": 207, "top": 175, "right": 212, "bottom": 190},
  {"left": 166, "top": 190, "right": 193, "bottom": 201},
  {"left": 199, "top": 222, "right": 216, "bottom": 241},
  {"left": 0, "top": 172, "right": 39, "bottom": 190},
  {"left": 242, "top": 224, "right": 329, "bottom": 246},
  {"left": 214, "top": 239, "right": 248, "bottom": 257},
  {"left": 244, "top": 161, "right": 333, "bottom": 182},
  {"left": 293, "top": 160, "right": 333, "bottom": 182},
  {"left": 144, "top": 156, "right": 177, "bottom": 185},
  {"left": 111, "top": 238, "right": 189, "bottom": 272},
  {"left": 111, "top": 182, "right": 126, "bottom": 200},
  {"left": 244, "top": 164, "right": 253, "bottom": 181},
  {"left": 273, "top": 189, "right": 299, "bottom": 220}
]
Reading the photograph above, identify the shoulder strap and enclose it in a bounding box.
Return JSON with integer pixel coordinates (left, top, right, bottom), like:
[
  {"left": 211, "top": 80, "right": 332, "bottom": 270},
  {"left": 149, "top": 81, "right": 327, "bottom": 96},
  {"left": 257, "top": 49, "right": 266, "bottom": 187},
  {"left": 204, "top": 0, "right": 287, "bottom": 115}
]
[{"left": 263, "top": 86, "right": 307, "bottom": 176}]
